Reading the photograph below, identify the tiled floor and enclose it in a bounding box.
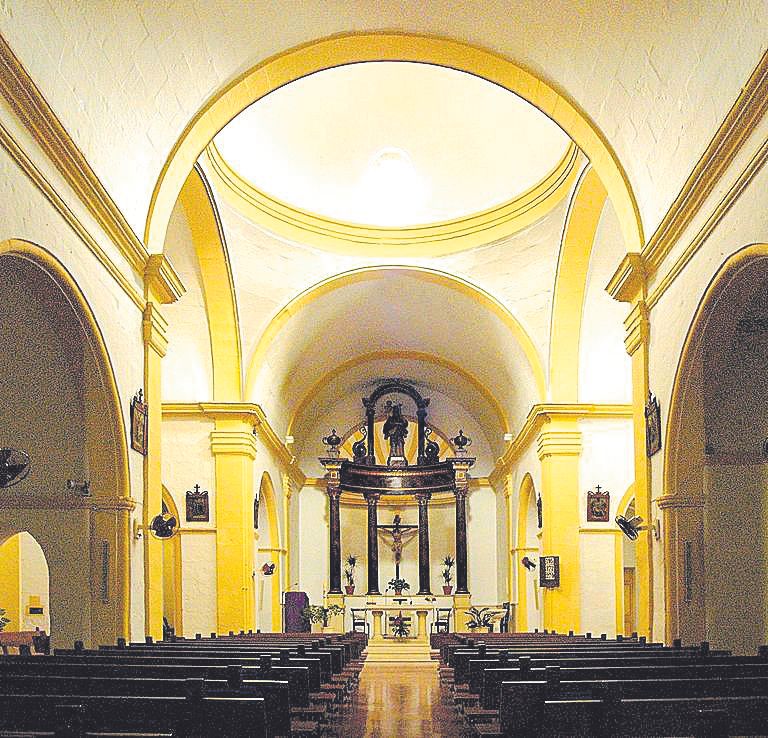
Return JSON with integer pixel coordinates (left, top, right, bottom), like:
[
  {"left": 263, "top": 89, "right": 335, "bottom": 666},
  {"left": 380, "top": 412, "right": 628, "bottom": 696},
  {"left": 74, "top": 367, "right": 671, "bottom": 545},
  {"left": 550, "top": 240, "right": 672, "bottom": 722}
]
[{"left": 337, "top": 662, "right": 465, "bottom": 737}]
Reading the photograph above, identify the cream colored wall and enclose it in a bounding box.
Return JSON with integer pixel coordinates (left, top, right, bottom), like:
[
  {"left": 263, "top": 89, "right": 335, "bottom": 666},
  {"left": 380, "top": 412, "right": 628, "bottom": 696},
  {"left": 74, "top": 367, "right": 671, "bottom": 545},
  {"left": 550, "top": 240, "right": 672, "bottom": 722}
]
[
  {"left": 643, "top": 112, "right": 768, "bottom": 640},
  {"left": 467, "top": 485, "right": 498, "bottom": 604},
  {"left": 298, "top": 485, "right": 329, "bottom": 603}
]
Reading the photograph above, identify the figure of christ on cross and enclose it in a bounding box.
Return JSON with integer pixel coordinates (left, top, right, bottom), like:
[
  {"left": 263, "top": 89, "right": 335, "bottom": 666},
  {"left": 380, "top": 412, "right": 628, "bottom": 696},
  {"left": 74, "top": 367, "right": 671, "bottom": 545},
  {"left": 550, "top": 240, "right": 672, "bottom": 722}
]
[{"left": 377, "top": 514, "right": 418, "bottom": 581}]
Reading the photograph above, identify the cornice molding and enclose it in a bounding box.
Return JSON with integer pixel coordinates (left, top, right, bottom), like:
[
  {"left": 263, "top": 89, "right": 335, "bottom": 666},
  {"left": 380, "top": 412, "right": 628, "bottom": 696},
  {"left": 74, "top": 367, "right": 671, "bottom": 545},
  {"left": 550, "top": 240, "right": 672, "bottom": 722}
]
[
  {"left": 0, "top": 495, "right": 135, "bottom": 511},
  {"left": 0, "top": 122, "right": 145, "bottom": 312},
  {"left": 623, "top": 301, "right": 649, "bottom": 356},
  {"left": 142, "top": 303, "right": 169, "bottom": 358},
  {"left": 210, "top": 429, "right": 258, "bottom": 459},
  {"left": 0, "top": 33, "right": 149, "bottom": 273},
  {"left": 536, "top": 430, "right": 582, "bottom": 459},
  {"left": 489, "top": 403, "right": 632, "bottom": 486},
  {"left": 642, "top": 49, "right": 768, "bottom": 276},
  {"left": 606, "top": 253, "right": 646, "bottom": 304},
  {"left": 144, "top": 253, "right": 185, "bottom": 304},
  {"left": 162, "top": 402, "right": 305, "bottom": 487},
  {"left": 656, "top": 494, "right": 705, "bottom": 510}
]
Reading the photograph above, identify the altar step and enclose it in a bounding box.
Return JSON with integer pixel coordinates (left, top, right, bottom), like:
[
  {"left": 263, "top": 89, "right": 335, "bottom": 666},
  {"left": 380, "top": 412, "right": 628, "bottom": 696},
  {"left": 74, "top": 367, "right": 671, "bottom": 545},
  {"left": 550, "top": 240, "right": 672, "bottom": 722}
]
[{"left": 364, "top": 638, "right": 435, "bottom": 662}]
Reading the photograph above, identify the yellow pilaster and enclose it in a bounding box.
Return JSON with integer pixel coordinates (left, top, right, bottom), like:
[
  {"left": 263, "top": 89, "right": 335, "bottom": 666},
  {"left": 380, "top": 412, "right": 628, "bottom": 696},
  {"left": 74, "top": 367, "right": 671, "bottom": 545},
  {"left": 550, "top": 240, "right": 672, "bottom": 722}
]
[
  {"left": 453, "top": 593, "right": 473, "bottom": 632},
  {"left": 0, "top": 535, "right": 21, "bottom": 631},
  {"left": 504, "top": 475, "right": 514, "bottom": 606},
  {"left": 142, "top": 302, "right": 168, "bottom": 641},
  {"left": 211, "top": 423, "right": 257, "bottom": 634},
  {"left": 607, "top": 254, "right": 653, "bottom": 639},
  {"left": 324, "top": 593, "right": 345, "bottom": 633},
  {"left": 537, "top": 420, "right": 582, "bottom": 634},
  {"left": 281, "top": 473, "right": 293, "bottom": 599},
  {"left": 143, "top": 254, "right": 184, "bottom": 641}
]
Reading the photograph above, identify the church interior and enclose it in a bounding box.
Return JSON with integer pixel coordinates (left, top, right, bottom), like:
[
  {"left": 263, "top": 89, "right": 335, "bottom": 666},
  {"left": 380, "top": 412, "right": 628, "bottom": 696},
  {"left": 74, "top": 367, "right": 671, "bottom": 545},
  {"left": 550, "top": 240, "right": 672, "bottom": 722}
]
[{"left": 0, "top": 2, "right": 767, "bottom": 735}]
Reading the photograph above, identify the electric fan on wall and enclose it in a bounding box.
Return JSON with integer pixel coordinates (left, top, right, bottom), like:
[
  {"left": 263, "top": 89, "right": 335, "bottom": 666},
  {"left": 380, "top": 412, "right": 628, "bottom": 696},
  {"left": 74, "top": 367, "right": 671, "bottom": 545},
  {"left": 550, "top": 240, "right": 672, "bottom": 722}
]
[
  {"left": 615, "top": 513, "right": 644, "bottom": 540},
  {"left": 0, "top": 448, "right": 30, "bottom": 488}
]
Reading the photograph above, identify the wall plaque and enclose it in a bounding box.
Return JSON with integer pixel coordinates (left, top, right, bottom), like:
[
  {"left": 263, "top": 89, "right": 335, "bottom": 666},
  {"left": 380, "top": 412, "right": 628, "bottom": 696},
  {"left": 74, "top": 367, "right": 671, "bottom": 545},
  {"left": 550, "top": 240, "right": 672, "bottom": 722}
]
[
  {"left": 539, "top": 555, "right": 560, "bottom": 588},
  {"left": 130, "top": 390, "right": 148, "bottom": 456},
  {"left": 586, "top": 485, "right": 610, "bottom": 522},
  {"left": 645, "top": 392, "right": 662, "bottom": 457},
  {"left": 186, "top": 484, "right": 209, "bottom": 522}
]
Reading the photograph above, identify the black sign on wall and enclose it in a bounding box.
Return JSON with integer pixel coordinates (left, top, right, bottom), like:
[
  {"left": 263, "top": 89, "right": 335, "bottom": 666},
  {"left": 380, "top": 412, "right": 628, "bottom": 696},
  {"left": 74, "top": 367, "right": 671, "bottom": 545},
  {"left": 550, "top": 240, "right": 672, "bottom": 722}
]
[{"left": 539, "top": 555, "right": 560, "bottom": 588}]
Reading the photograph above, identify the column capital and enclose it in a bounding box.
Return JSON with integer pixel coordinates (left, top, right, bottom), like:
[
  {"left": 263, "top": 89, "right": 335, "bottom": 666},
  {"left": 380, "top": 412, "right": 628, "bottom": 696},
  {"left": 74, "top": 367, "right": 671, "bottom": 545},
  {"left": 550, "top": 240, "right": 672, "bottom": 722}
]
[
  {"left": 624, "top": 300, "right": 650, "bottom": 356},
  {"left": 327, "top": 487, "right": 342, "bottom": 500},
  {"left": 606, "top": 252, "right": 646, "bottom": 304},
  {"left": 415, "top": 491, "right": 431, "bottom": 504},
  {"left": 210, "top": 429, "right": 258, "bottom": 459},
  {"left": 142, "top": 302, "right": 169, "bottom": 357},
  {"left": 536, "top": 430, "right": 582, "bottom": 460},
  {"left": 364, "top": 491, "right": 381, "bottom": 503}
]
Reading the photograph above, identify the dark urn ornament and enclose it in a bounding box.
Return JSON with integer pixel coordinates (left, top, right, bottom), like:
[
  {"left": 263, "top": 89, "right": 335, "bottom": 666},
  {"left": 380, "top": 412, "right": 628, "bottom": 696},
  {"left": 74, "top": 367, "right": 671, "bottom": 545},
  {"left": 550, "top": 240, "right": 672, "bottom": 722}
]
[
  {"left": 0, "top": 448, "right": 30, "bottom": 489},
  {"left": 452, "top": 429, "right": 472, "bottom": 454},
  {"left": 322, "top": 428, "right": 342, "bottom": 456}
]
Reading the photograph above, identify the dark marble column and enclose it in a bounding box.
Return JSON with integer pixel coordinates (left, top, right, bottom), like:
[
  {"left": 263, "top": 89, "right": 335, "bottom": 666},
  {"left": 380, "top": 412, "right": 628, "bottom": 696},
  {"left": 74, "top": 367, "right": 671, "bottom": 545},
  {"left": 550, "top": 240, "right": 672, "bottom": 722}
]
[
  {"left": 416, "top": 406, "right": 428, "bottom": 464},
  {"left": 455, "top": 488, "right": 469, "bottom": 594},
  {"left": 365, "top": 492, "right": 381, "bottom": 594},
  {"left": 365, "top": 402, "right": 376, "bottom": 464},
  {"left": 416, "top": 492, "right": 432, "bottom": 594},
  {"left": 328, "top": 487, "right": 342, "bottom": 594}
]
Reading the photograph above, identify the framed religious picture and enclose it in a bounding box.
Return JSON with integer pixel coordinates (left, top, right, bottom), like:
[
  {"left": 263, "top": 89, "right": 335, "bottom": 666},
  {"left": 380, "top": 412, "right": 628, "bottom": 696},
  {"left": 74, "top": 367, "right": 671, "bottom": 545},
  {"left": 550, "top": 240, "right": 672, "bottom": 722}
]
[
  {"left": 539, "top": 555, "right": 560, "bottom": 588},
  {"left": 130, "top": 390, "right": 148, "bottom": 456},
  {"left": 253, "top": 495, "right": 259, "bottom": 529},
  {"left": 645, "top": 391, "right": 662, "bottom": 457},
  {"left": 586, "top": 485, "right": 610, "bottom": 522},
  {"left": 185, "top": 484, "right": 209, "bottom": 522}
]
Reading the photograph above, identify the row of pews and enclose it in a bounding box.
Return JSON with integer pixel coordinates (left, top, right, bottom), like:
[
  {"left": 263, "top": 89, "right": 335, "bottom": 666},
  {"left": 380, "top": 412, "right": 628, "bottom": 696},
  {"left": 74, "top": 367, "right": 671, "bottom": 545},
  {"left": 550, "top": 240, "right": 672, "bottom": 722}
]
[
  {"left": 0, "top": 630, "right": 367, "bottom": 737},
  {"left": 433, "top": 630, "right": 768, "bottom": 736}
]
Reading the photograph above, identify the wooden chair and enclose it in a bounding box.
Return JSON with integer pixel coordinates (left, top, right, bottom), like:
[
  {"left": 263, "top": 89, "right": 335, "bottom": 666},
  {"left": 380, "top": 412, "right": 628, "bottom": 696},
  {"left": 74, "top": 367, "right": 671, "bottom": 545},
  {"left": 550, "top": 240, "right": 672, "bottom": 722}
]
[
  {"left": 432, "top": 608, "right": 452, "bottom": 634},
  {"left": 350, "top": 609, "right": 368, "bottom": 636}
]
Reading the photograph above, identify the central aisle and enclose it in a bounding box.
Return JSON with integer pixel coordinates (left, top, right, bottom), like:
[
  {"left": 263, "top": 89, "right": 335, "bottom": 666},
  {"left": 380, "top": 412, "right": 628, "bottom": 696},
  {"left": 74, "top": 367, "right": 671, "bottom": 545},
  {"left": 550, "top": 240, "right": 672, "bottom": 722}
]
[{"left": 338, "top": 662, "right": 464, "bottom": 737}]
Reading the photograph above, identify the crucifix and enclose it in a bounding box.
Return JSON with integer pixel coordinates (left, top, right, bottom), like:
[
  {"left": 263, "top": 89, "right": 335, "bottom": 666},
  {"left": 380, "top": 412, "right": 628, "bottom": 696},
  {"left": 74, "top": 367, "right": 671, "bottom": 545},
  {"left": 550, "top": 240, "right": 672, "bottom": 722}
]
[{"left": 377, "top": 514, "right": 418, "bottom": 580}]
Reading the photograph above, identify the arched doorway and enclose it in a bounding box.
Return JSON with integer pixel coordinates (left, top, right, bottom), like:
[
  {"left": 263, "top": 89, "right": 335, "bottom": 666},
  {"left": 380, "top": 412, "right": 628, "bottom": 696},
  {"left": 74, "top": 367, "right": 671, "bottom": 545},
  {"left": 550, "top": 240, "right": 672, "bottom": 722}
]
[
  {"left": 516, "top": 474, "right": 542, "bottom": 632},
  {"left": 0, "top": 532, "right": 50, "bottom": 636},
  {"left": 0, "top": 242, "right": 131, "bottom": 648},
  {"left": 617, "top": 495, "right": 638, "bottom": 637},
  {"left": 255, "top": 472, "right": 282, "bottom": 632},
  {"left": 161, "top": 489, "right": 183, "bottom": 638},
  {"left": 664, "top": 244, "right": 768, "bottom": 653}
]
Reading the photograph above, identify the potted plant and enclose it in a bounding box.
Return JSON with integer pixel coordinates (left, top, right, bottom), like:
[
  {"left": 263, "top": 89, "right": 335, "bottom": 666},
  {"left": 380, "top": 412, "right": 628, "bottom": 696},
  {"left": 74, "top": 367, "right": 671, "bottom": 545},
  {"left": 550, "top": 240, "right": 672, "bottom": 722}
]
[
  {"left": 0, "top": 608, "right": 10, "bottom": 632},
  {"left": 465, "top": 606, "right": 502, "bottom": 633},
  {"left": 442, "top": 555, "right": 455, "bottom": 595},
  {"left": 344, "top": 554, "right": 357, "bottom": 595},
  {"left": 386, "top": 577, "right": 410, "bottom": 597},
  {"left": 302, "top": 604, "right": 344, "bottom": 633},
  {"left": 390, "top": 613, "right": 410, "bottom": 638}
]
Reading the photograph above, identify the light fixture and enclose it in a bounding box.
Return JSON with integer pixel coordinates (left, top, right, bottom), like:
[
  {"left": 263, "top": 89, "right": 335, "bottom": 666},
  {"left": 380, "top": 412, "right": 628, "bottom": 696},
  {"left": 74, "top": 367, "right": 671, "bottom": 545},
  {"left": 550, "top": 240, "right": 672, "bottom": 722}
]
[
  {"left": 66, "top": 479, "right": 90, "bottom": 497},
  {"left": 0, "top": 448, "right": 30, "bottom": 488}
]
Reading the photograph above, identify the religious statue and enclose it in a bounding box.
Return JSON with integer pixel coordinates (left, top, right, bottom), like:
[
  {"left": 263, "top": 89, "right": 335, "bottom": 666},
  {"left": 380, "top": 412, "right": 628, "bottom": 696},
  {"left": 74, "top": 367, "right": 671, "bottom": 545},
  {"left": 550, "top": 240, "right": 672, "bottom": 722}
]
[
  {"left": 383, "top": 401, "right": 408, "bottom": 466},
  {"left": 378, "top": 513, "right": 418, "bottom": 581}
]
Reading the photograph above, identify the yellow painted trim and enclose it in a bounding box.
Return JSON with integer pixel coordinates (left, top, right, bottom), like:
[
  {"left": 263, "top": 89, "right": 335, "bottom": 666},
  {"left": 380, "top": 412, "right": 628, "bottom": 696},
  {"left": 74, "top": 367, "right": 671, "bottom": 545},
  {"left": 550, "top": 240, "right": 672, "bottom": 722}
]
[
  {"left": 245, "top": 265, "right": 546, "bottom": 403},
  {"left": 490, "top": 403, "right": 633, "bottom": 487},
  {"left": 0, "top": 240, "right": 132, "bottom": 640},
  {"left": 162, "top": 402, "right": 305, "bottom": 488},
  {"left": 642, "top": 49, "right": 768, "bottom": 277},
  {"left": 549, "top": 167, "right": 608, "bottom": 400},
  {"left": 144, "top": 254, "right": 185, "bottom": 305},
  {"left": 0, "top": 35, "right": 148, "bottom": 273},
  {"left": 205, "top": 140, "right": 582, "bottom": 256},
  {"left": 258, "top": 472, "right": 282, "bottom": 632},
  {"left": 145, "top": 32, "right": 643, "bottom": 258},
  {"left": 178, "top": 167, "right": 243, "bottom": 401},
  {"left": 287, "top": 349, "right": 510, "bottom": 438}
]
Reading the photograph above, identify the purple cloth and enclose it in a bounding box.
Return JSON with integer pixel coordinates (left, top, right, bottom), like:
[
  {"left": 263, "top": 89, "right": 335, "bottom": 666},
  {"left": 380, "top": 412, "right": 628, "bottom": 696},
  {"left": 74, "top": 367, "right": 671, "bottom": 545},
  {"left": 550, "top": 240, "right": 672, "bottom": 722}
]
[{"left": 284, "top": 591, "right": 310, "bottom": 632}]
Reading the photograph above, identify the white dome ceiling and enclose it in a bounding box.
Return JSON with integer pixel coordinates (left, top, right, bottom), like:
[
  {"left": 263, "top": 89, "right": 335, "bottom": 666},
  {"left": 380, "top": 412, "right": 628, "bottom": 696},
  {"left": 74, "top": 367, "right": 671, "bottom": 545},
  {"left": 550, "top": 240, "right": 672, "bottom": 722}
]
[{"left": 213, "top": 61, "right": 571, "bottom": 228}]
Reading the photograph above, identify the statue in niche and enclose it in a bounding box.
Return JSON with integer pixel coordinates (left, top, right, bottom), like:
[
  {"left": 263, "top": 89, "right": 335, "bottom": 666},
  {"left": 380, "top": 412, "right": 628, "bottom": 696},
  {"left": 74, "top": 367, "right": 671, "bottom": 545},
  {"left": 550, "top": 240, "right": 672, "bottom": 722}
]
[{"left": 383, "top": 401, "right": 408, "bottom": 466}]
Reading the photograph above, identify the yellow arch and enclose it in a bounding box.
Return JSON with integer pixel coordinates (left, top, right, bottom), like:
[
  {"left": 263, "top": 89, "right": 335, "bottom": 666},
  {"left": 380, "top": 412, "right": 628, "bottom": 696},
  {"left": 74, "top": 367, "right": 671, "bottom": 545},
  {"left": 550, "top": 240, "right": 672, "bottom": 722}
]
[
  {"left": 0, "top": 239, "right": 132, "bottom": 640},
  {"left": 258, "top": 471, "right": 282, "bottom": 632},
  {"left": 145, "top": 33, "right": 643, "bottom": 258},
  {"left": 287, "top": 349, "right": 510, "bottom": 438},
  {"left": 177, "top": 166, "right": 243, "bottom": 401},
  {"left": 515, "top": 473, "right": 538, "bottom": 632},
  {"left": 245, "top": 265, "right": 546, "bottom": 402},
  {"left": 549, "top": 167, "right": 608, "bottom": 400}
]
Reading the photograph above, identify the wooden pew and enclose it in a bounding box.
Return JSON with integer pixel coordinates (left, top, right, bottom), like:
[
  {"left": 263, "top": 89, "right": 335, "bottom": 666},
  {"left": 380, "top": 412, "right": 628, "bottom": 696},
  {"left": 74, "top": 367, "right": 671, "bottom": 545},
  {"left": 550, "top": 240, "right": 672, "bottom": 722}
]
[{"left": 0, "top": 631, "right": 50, "bottom": 655}]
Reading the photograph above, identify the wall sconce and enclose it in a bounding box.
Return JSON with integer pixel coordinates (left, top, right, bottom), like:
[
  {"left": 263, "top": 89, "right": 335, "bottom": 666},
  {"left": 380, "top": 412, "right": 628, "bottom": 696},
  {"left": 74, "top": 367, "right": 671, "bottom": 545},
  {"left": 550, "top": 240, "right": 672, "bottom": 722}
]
[
  {"left": 262, "top": 562, "right": 276, "bottom": 576},
  {"left": 66, "top": 479, "right": 90, "bottom": 497}
]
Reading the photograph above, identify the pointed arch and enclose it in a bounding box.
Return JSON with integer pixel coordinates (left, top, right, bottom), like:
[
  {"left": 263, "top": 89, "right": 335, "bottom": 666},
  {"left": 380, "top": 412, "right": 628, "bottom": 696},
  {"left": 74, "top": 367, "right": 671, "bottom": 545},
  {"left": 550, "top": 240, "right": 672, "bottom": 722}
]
[
  {"left": 515, "top": 473, "right": 540, "bottom": 632},
  {"left": 257, "top": 472, "right": 282, "bottom": 631},
  {"left": 161, "top": 487, "right": 183, "bottom": 637}
]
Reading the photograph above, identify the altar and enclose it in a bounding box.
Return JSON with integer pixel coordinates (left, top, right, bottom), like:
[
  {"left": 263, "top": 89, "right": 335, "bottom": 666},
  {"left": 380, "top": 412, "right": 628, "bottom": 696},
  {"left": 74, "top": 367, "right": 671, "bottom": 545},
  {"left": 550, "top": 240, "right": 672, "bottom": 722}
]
[{"left": 319, "top": 380, "right": 477, "bottom": 645}]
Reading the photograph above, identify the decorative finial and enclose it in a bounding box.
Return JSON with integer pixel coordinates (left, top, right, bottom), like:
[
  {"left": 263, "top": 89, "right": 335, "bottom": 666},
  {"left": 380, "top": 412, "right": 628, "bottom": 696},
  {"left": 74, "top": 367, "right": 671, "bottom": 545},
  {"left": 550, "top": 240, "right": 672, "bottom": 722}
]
[
  {"left": 452, "top": 429, "right": 472, "bottom": 454},
  {"left": 322, "top": 428, "right": 342, "bottom": 457}
]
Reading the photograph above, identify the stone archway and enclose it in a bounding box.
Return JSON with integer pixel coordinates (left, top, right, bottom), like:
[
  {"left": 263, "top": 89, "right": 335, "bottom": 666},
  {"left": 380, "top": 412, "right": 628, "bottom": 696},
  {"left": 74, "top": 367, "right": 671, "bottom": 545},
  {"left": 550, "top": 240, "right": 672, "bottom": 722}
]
[{"left": 0, "top": 240, "right": 131, "bottom": 648}]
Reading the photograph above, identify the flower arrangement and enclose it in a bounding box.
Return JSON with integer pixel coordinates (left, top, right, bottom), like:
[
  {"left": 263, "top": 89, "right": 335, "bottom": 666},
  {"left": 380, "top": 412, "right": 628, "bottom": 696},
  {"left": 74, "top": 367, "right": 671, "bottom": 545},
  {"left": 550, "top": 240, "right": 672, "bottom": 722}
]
[
  {"left": 0, "top": 608, "right": 9, "bottom": 632},
  {"left": 442, "top": 555, "right": 455, "bottom": 594},
  {"left": 390, "top": 613, "right": 410, "bottom": 638},
  {"left": 386, "top": 577, "right": 410, "bottom": 596},
  {"left": 344, "top": 554, "right": 357, "bottom": 594},
  {"left": 465, "top": 606, "right": 502, "bottom": 631},
  {"left": 302, "top": 604, "right": 344, "bottom": 628}
]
